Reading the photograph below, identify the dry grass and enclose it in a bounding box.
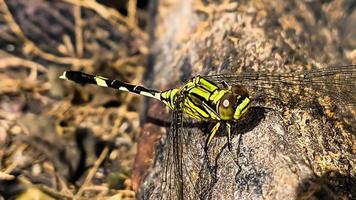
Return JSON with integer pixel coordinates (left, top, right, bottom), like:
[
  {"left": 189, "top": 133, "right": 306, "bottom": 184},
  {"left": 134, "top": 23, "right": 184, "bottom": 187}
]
[{"left": 0, "top": 0, "right": 148, "bottom": 199}]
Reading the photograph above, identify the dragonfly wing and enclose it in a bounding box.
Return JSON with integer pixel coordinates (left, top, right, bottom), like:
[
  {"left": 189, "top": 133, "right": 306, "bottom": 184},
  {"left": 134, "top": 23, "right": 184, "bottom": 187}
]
[
  {"left": 153, "top": 108, "right": 182, "bottom": 200},
  {"left": 156, "top": 108, "right": 195, "bottom": 200},
  {"left": 164, "top": 110, "right": 220, "bottom": 199},
  {"left": 205, "top": 65, "right": 356, "bottom": 107},
  {"left": 172, "top": 108, "right": 208, "bottom": 199},
  {"left": 172, "top": 108, "right": 185, "bottom": 199},
  {"left": 205, "top": 65, "right": 356, "bottom": 132}
]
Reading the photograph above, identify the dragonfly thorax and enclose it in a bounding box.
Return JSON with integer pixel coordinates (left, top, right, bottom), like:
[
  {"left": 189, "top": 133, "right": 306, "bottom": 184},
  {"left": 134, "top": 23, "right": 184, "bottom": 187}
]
[{"left": 160, "top": 76, "right": 251, "bottom": 122}]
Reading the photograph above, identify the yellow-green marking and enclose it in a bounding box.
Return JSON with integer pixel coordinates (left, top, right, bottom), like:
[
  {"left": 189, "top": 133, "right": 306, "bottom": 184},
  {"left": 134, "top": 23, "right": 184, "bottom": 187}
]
[{"left": 60, "top": 71, "right": 251, "bottom": 149}]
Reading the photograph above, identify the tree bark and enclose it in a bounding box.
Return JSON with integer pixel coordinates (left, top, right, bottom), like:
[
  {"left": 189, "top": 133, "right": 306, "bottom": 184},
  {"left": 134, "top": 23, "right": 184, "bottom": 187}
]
[{"left": 136, "top": 0, "right": 355, "bottom": 199}]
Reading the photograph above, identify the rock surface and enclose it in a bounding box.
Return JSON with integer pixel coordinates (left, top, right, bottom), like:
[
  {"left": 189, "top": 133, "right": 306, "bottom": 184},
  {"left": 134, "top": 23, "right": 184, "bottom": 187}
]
[{"left": 137, "top": 0, "right": 355, "bottom": 199}]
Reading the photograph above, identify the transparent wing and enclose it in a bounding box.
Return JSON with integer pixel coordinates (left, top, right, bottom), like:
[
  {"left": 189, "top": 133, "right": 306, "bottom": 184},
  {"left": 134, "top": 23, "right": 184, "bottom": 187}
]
[
  {"left": 155, "top": 109, "right": 178, "bottom": 200},
  {"left": 157, "top": 108, "right": 188, "bottom": 200},
  {"left": 205, "top": 64, "right": 356, "bottom": 133},
  {"left": 172, "top": 108, "right": 184, "bottom": 199},
  {"left": 179, "top": 116, "right": 213, "bottom": 200},
  {"left": 160, "top": 110, "right": 217, "bottom": 199},
  {"left": 171, "top": 108, "right": 203, "bottom": 200},
  {"left": 205, "top": 65, "right": 356, "bottom": 107}
]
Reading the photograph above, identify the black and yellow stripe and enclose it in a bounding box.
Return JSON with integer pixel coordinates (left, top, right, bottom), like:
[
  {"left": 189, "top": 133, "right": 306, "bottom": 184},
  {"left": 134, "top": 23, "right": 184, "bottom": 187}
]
[
  {"left": 60, "top": 71, "right": 162, "bottom": 100},
  {"left": 60, "top": 71, "right": 251, "bottom": 149}
]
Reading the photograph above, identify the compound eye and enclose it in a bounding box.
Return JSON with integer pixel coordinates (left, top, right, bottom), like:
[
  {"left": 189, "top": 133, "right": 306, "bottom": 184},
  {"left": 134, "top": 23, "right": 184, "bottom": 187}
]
[
  {"left": 232, "top": 85, "right": 249, "bottom": 98},
  {"left": 218, "top": 93, "right": 236, "bottom": 120}
]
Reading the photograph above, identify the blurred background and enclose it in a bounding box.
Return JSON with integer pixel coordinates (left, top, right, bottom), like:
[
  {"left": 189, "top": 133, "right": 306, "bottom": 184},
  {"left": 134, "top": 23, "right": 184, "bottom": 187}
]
[
  {"left": 0, "top": 0, "right": 355, "bottom": 200},
  {"left": 0, "top": 0, "right": 149, "bottom": 199}
]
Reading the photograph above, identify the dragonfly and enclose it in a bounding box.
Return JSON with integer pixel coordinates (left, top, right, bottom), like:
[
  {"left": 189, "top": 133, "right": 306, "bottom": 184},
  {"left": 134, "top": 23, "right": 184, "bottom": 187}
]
[
  {"left": 59, "top": 64, "right": 356, "bottom": 199},
  {"left": 59, "top": 70, "right": 251, "bottom": 151}
]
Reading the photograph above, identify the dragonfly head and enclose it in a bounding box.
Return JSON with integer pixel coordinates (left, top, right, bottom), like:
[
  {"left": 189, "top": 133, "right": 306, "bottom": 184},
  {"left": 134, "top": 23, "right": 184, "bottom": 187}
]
[{"left": 217, "top": 85, "right": 251, "bottom": 121}]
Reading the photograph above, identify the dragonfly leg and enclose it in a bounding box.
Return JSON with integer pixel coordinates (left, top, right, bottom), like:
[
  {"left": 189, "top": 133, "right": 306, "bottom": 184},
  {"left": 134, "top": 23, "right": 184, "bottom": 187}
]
[
  {"left": 205, "top": 122, "right": 221, "bottom": 150},
  {"left": 233, "top": 132, "right": 243, "bottom": 179},
  {"left": 226, "top": 122, "right": 232, "bottom": 151},
  {"left": 226, "top": 122, "right": 242, "bottom": 175}
]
